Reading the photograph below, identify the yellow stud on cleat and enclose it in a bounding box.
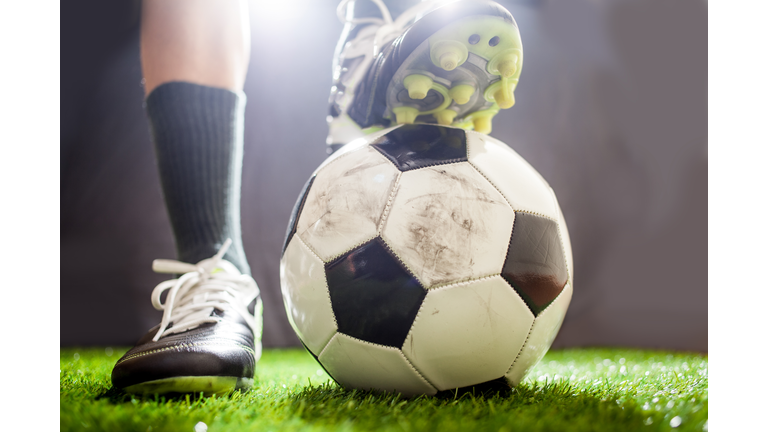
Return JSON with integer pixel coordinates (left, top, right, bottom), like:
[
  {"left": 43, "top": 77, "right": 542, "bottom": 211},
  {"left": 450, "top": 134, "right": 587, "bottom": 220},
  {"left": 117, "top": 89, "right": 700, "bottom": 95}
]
[
  {"left": 434, "top": 109, "right": 458, "bottom": 126},
  {"left": 403, "top": 74, "right": 434, "bottom": 100},
  {"left": 484, "top": 78, "right": 516, "bottom": 110},
  {"left": 466, "top": 108, "right": 498, "bottom": 135},
  {"left": 493, "top": 53, "right": 519, "bottom": 77},
  {"left": 498, "top": 58, "right": 517, "bottom": 78},
  {"left": 493, "top": 86, "right": 515, "bottom": 109},
  {"left": 440, "top": 52, "right": 461, "bottom": 71},
  {"left": 392, "top": 106, "right": 420, "bottom": 125},
  {"left": 487, "top": 49, "right": 521, "bottom": 78},
  {"left": 448, "top": 84, "right": 475, "bottom": 105},
  {"left": 429, "top": 41, "right": 469, "bottom": 72},
  {"left": 473, "top": 116, "right": 493, "bottom": 134}
]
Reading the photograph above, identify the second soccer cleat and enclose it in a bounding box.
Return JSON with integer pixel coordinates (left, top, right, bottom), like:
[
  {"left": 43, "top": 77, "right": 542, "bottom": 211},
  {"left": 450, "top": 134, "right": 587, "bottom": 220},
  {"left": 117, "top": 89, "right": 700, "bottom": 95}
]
[
  {"left": 327, "top": 0, "right": 523, "bottom": 152},
  {"left": 111, "top": 240, "right": 263, "bottom": 395}
]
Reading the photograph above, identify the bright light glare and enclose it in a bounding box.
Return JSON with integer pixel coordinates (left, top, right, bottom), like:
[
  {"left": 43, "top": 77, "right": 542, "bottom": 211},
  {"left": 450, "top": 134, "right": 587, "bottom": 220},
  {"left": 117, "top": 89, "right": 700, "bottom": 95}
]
[{"left": 250, "top": 0, "right": 304, "bottom": 23}]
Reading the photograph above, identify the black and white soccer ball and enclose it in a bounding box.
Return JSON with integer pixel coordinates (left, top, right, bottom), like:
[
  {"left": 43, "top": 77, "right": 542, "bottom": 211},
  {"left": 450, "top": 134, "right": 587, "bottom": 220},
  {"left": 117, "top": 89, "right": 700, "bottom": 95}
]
[{"left": 280, "top": 124, "right": 573, "bottom": 396}]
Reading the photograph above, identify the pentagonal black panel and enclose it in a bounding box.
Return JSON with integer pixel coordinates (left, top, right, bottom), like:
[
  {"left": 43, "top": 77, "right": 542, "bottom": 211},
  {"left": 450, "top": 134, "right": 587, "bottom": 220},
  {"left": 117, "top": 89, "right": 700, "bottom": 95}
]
[
  {"left": 371, "top": 124, "right": 467, "bottom": 171},
  {"left": 501, "top": 212, "right": 568, "bottom": 316},
  {"left": 325, "top": 237, "right": 426, "bottom": 347},
  {"left": 282, "top": 175, "right": 315, "bottom": 256}
]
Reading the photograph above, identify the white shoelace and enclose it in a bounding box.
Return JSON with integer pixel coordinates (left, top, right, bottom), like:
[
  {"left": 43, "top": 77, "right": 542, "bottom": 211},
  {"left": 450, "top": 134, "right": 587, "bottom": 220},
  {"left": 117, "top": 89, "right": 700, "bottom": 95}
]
[{"left": 149, "top": 239, "right": 261, "bottom": 342}]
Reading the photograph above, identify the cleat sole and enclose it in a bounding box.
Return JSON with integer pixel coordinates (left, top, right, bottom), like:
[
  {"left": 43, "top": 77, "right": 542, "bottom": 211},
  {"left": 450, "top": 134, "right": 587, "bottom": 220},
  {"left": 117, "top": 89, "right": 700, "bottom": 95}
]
[
  {"left": 384, "top": 15, "right": 522, "bottom": 134},
  {"left": 123, "top": 376, "right": 253, "bottom": 396},
  {"left": 430, "top": 40, "right": 468, "bottom": 71}
]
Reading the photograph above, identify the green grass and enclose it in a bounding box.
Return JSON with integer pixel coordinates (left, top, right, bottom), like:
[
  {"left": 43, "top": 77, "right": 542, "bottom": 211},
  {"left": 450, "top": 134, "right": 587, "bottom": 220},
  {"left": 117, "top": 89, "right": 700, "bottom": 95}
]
[{"left": 60, "top": 347, "right": 707, "bottom": 432}]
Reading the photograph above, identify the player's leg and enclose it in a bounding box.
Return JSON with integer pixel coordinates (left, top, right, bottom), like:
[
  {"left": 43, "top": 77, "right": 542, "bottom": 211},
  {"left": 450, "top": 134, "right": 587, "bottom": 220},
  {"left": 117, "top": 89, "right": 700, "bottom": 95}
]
[
  {"left": 141, "top": 0, "right": 251, "bottom": 269},
  {"left": 327, "top": 0, "right": 523, "bottom": 153},
  {"left": 111, "top": 0, "right": 262, "bottom": 396}
]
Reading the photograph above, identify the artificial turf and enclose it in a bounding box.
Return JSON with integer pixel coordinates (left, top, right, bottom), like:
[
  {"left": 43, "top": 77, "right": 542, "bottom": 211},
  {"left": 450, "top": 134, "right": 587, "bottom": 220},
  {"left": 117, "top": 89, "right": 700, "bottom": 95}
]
[{"left": 60, "top": 347, "right": 707, "bottom": 432}]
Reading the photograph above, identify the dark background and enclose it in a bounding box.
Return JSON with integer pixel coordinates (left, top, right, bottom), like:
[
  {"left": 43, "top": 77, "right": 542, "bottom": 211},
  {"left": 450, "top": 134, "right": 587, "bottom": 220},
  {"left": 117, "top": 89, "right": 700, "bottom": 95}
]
[{"left": 61, "top": 0, "right": 707, "bottom": 351}]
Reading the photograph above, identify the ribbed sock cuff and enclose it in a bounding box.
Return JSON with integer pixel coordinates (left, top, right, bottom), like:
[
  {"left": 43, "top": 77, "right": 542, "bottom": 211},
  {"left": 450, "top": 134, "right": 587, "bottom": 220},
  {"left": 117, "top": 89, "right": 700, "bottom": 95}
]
[{"left": 146, "top": 81, "right": 250, "bottom": 275}]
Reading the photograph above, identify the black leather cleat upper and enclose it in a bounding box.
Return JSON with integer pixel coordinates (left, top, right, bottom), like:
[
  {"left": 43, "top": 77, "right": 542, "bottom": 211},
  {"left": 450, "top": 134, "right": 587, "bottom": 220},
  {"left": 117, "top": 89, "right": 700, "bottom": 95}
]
[
  {"left": 111, "top": 310, "right": 258, "bottom": 392},
  {"left": 111, "top": 243, "right": 262, "bottom": 395}
]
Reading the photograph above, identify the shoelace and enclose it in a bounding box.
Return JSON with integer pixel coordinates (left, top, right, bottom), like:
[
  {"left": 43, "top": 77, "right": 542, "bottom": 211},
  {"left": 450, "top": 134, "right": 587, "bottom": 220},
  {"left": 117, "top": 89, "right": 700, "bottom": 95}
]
[
  {"left": 150, "top": 239, "right": 261, "bottom": 342},
  {"left": 336, "top": 0, "right": 455, "bottom": 57}
]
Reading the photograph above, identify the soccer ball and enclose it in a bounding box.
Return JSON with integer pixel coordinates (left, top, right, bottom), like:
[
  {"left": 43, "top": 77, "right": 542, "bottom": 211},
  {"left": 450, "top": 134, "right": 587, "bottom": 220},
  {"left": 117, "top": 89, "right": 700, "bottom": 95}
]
[{"left": 280, "top": 124, "right": 573, "bottom": 396}]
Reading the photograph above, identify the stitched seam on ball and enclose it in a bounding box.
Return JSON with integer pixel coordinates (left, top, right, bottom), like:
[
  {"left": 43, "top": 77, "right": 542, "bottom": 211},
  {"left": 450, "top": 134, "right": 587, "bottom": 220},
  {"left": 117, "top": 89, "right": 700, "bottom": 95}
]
[
  {"left": 296, "top": 234, "right": 325, "bottom": 263},
  {"left": 117, "top": 341, "right": 255, "bottom": 365},
  {"left": 340, "top": 333, "right": 435, "bottom": 389},
  {"left": 554, "top": 220, "right": 571, "bottom": 287},
  {"left": 317, "top": 332, "right": 338, "bottom": 359},
  {"left": 551, "top": 191, "right": 572, "bottom": 285},
  {"left": 298, "top": 149, "right": 396, "bottom": 260},
  {"left": 402, "top": 291, "right": 428, "bottom": 356},
  {"left": 505, "top": 320, "right": 535, "bottom": 376},
  {"left": 378, "top": 236, "right": 427, "bottom": 289},
  {"left": 511, "top": 210, "right": 556, "bottom": 222},
  {"left": 537, "top": 281, "right": 571, "bottom": 317},
  {"left": 426, "top": 273, "right": 500, "bottom": 293},
  {"left": 402, "top": 294, "right": 426, "bottom": 356},
  {"left": 377, "top": 171, "right": 402, "bottom": 235},
  {"left": 461, "top": 161, "right": 514, "bottom": 217},
  {"left": 467, "top": 159, "right": 558, "bottom": 222},
  {"left": 399, "top": 274, "right": 501, "bottom": 363},
  {"left": 398, "top": 350, "right": 438, "bottom": 391},
  {"left": 467, "top": 156, "right": 513, "bottom": 209},
  {"left": 323, "top": 234, "right": 380, "bottom": 264},
  {"left": 406, "top": 158, "right": 468, "bottom": 172},
  {"left": 297, "top": 236, "right": 339, "bottom": 329}
]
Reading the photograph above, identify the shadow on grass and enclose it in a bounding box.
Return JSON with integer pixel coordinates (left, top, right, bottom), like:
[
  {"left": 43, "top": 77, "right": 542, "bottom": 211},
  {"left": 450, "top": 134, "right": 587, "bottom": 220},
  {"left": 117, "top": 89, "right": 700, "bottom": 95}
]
[
  {"left": 95, "top": 386, "right": 249, "bottom": 405},
  {"left": 433, "top": 377, "right": 513, "bottom": 399},
  {"left": 94, "top": 386, "right": 130, "bottom": 404},
  {"left": 280, "top": 380, "right": 694, "bottom": 432}
]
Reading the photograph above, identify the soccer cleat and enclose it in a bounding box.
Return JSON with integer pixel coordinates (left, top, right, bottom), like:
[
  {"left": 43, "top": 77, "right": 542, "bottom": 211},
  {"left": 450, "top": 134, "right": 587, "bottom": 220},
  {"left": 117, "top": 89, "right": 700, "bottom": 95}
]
[
  {"left": 111, "top": 240, "right": 263, "bottom": 395},
  {"left": 327, "top": 0, "right": 523, "bottom": 152}
]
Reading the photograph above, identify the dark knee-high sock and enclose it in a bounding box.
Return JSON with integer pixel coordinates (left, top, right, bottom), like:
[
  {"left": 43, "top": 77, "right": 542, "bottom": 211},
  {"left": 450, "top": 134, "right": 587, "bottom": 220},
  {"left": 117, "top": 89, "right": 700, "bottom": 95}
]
[{"left": 145, "top": 81, "right": 250, "bottom": 275}]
